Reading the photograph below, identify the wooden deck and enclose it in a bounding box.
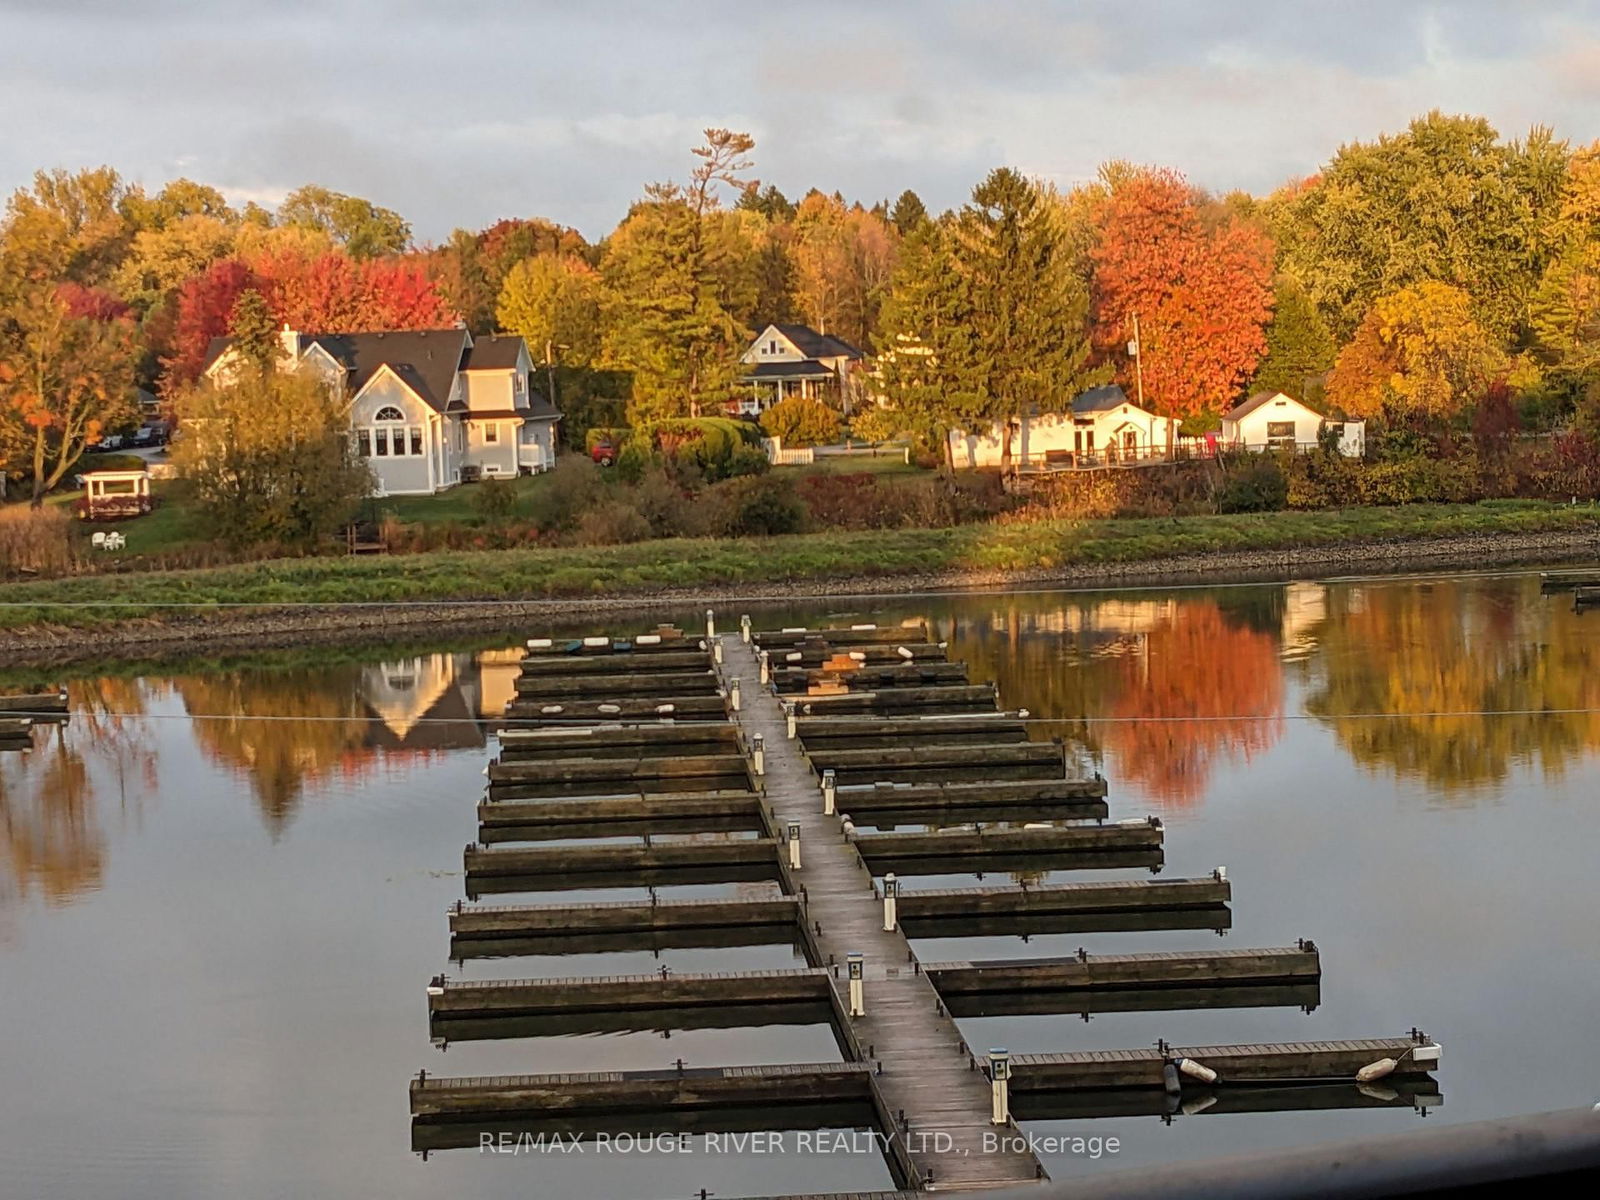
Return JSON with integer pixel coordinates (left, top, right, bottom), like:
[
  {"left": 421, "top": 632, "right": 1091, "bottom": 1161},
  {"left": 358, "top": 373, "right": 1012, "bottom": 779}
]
[{"left": 717, "top": 632, "right": 1047, "bottom": 1191}]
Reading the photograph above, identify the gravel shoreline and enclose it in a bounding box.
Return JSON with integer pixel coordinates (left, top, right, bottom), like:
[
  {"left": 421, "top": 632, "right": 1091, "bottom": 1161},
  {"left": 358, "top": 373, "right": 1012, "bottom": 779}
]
[{"left": 3, "top": 526, "right": 1596, "bottom": 668}]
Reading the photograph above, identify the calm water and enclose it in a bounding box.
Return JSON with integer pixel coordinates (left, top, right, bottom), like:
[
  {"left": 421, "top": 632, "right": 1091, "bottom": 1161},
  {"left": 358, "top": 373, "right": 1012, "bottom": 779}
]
[{"left": 3, "top": 569, "right": 1598, "bottom": 1198}]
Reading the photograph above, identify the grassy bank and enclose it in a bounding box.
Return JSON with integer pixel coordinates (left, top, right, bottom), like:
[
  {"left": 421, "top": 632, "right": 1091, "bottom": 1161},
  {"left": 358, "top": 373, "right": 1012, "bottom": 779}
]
[{"left": 3, "top": 500, "right": 1597, "bottom": 631}]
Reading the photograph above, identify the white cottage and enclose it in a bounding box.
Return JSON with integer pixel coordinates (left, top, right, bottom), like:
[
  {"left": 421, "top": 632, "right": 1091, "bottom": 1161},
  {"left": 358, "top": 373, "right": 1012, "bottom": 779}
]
[
  {"left": 1221, "top": 391, "right": 1364, "bottom": 457},
  {"left": 735, "top": 323, "right": 865, "bottom": 416},
  {"left": 948, "top": 385, "right": 1177, "bottom": 469},
  {"left": 201, "top": 326, "right": 561, "bottom": 495}
]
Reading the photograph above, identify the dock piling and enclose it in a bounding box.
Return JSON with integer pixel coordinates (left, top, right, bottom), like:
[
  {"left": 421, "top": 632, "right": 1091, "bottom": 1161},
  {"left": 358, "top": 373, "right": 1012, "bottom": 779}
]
[{"left": 705, "top": 608, "right": 715, "bottom": 638}]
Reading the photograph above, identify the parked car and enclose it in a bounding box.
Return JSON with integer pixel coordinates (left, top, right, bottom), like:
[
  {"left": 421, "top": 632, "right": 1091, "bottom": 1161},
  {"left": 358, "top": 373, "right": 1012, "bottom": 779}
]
[
  {"left": 590, "top": 439, "right": 617, "bottom": 466},
  {"left": 128, "top": 424, "right": 169, "bottom": 448}
]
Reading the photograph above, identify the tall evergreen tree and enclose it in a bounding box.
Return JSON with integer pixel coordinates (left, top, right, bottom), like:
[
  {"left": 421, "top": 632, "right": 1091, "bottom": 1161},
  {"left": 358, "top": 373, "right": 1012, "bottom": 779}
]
[
  {"left": 889, "top": 190, "right": 930, "bottom": 236},
  {"left": 1251, "top": 276, "right": 1335, "bottom": 400},
  {"left": 228, "top": 287, "right": 281, "bottom": 373},
  {"left": 949, "top": 168, "right": 1100, "bottom": 469}
]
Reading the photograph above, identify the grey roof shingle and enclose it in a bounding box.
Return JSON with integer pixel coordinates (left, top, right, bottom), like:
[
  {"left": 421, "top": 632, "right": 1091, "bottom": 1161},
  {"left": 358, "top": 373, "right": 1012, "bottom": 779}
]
[
  {"left": 770, "top": 323, "right": 864, "bottom": 360},
  {"left": 462, "top": 334, "right": 526, "bottom": 371},
  {"left": 1071, "top": 384, "right": 1132, "bottom": 414},
  {"left": 740, "top": 360, "right": 837, "bottom": 381}
]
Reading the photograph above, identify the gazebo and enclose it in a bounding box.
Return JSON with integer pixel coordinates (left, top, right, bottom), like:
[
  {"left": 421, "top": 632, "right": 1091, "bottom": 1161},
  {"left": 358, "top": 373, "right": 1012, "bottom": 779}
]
[{"left": 76, "top": 469, "right": 153, "bottom": 520}]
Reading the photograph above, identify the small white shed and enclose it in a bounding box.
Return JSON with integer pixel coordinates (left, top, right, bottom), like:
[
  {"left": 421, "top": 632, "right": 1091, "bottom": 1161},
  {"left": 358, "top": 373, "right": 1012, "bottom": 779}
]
[{"left": 1222, "top": 392, "right": 1363, "bottom": 457}]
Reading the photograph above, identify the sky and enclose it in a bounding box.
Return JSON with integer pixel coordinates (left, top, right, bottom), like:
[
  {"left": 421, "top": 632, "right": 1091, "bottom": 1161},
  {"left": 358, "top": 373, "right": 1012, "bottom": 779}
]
[{"left": 4, "top": 0, "right": 1600, "bottom": 242}]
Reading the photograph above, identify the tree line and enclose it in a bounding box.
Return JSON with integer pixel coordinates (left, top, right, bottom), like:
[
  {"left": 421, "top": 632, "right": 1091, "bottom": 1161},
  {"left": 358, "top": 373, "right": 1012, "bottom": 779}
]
[{"left": 5, "top": 110, "right": 1600, "bottom": 503}]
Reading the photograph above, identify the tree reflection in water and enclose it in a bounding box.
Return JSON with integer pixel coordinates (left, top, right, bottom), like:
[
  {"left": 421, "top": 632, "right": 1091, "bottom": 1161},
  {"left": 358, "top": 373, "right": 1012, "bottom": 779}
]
[{"left": 1305, "top": 579, "right": 1600, "bottom": 793}]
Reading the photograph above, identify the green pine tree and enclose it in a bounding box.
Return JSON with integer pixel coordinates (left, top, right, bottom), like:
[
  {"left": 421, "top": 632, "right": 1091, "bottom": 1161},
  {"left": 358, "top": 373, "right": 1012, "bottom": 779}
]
[{"left": 1251, "top": 276, "right": 1336, "bottom": 401}]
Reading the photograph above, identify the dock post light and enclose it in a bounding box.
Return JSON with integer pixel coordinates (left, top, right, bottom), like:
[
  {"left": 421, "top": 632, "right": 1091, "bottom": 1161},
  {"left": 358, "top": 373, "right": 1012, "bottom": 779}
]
[
  {"left": 787, "top": 820, "right": 802, "bottom": 869},
  {"left": 741, "top": 614, "right": 752, "bottom": 643},
  {"left": 822, "top": 769, "right": 836, "bottom": 815},
  {"left": 752, "top": 733, "right": 765, "bottom": 775},
  {"left": 847, "top": 951, "right": 865, "bottom": 1016},
  {"left": 705, "top": 608, "right": 715, "bottom": 638},
  {"left": 989, "top": 1049, "right": 1010, "bottom": 1124},
  {"left": 729, "top": 679, "right": 741, "bottom": 712},
  {"left": 882, "top": 873, "right": 898, "bottom": 931}
]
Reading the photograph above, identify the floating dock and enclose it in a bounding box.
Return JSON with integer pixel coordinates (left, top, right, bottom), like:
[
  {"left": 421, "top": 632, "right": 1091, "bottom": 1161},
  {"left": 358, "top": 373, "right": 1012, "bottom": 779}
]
[{"left": 408, "top": 617, "right": 1443, "bottom": 1196}]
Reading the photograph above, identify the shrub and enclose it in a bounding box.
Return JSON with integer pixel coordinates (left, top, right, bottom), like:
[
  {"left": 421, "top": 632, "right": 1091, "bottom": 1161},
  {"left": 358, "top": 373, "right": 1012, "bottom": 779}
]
[
  {"left": 630, "top": 466, "right": 700, "bottom": 538},
  {"left": 727, "top": 445, "right": 771, "bottom": 478},
  {"left": 529, "top": 453, "right": 604, "bottom": 531},
  {"left": 716, "top": 474, "right": 805, "bottom": 536},
  {"left": 0, "top": 504, "right": 78, "bottom": 576},
  {"left": 614, "top": 441, "right": 651, "bottom": 484},
  {"left": 849, "top": 405, "right": 903, "bottom": 445},
  {"left": 760, "top": 396, "right": 842, "bottom": 448},
  {"left": 638, "top": 417, "right": 760, "bottom": 481},
  {"left": 574, "top": 500, "right": 651, "bottom": 545},
  {"left": 1215, "top": 454, "right": 1288, "bottom": 513},
  {"left": 76, "top": 452, "right": 148, "bottom": 474},
  {"left": 471, "top": 477, "right": 518, "bottom": 525},
  {"left": 794, "top": 473, "right": 933, "bottom": 529}
]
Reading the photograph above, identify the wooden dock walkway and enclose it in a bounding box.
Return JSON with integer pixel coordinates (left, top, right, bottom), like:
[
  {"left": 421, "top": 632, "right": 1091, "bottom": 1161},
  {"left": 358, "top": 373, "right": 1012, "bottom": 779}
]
[{"left": 717, "top": 632, "right": 1047, "bottom": 1192}]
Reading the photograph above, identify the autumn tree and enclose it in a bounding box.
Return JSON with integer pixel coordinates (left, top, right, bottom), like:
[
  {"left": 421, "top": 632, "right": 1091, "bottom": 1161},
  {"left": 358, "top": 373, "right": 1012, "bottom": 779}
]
[
  {"left": 163, "top": 258, "right": 263, "bottom": 386},
  {"left": 601, "top": 131, "right": 760, "bottom": 422},
  {"left": 1529, "top": 141, "right": 1600, "bottom": 396},
  {"left": 790, "top": 191, "right": 898, "bottom": 349},
  {"left": 432, "top": 218, "right": 589, "bottom": 332},
  {"left": 171, "top": 366, "right": 372, "bottom": 548},
  {"left": 0, "top": 167, "right": 135, "bottom": 294},
  {"left": 0, "top": 284, "right": 138, "bottom": 504},
  {"left": 1270, "top": 113, "right": 1568, "bottom": 341},
  {"left": 1327, "top": 281, "right": 1506, "bottom": 421},
  {"left": 259, "top": 248, "right": 453, "bottom": 333},
  {"left": 496, "top": 254, "right": 604, "bottom": 366},
  {"left": 1089, "top": 166, "right": 1274, "bottom": 439},
  {"left": 277, "top": 185, "right": 410, "bottom": 258}
]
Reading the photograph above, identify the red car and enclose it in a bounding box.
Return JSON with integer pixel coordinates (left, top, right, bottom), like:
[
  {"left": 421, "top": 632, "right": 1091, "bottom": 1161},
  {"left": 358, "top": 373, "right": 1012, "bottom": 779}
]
[{"left": 590, "top": 440, "right": 616, "bottom": 466}]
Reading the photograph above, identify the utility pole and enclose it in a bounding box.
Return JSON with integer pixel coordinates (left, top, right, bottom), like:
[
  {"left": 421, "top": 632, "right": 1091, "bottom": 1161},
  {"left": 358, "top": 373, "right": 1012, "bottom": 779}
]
[{"left": 1129, "top": 312, "right": 1145, "bottom": 411}]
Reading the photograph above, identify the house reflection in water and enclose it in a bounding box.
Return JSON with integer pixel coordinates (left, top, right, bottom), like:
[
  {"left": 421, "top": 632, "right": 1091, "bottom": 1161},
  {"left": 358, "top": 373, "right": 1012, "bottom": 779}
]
[{"left": 179, "top": 649, "right": 520, "bottom": 837}]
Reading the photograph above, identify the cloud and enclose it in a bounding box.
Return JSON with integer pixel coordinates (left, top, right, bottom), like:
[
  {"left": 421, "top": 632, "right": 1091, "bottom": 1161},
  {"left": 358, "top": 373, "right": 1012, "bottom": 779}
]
[{"left": 1, "top": 0, "right": 1598, "bottom": 239}]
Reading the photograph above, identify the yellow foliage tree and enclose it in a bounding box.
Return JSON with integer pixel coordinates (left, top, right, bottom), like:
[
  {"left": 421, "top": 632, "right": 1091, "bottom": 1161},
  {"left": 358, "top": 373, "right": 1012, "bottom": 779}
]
[{"left": 1327, "top": 281, "right": 1506, "bottom": 419}]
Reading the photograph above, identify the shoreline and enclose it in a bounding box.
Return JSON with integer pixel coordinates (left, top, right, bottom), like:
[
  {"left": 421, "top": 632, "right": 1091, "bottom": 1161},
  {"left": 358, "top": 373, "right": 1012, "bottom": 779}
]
[{"left": 3, "top": 525, "right": 1595, "bottom": 669}]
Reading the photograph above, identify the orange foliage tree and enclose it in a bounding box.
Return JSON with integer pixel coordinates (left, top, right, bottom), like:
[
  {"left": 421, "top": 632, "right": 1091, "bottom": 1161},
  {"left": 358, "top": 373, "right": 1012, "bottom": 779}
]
[{"left": 1089, "top": 168, "right": 1274, "bottom": 438}]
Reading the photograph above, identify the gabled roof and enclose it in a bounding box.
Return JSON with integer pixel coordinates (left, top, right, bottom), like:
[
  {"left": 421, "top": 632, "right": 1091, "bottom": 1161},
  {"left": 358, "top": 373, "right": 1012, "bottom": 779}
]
[
  {"left": 768, "top": 323, "right": 864, "bottom": 360},
  {"left": 462, "top": 334, "right": 526, "bottom": 371},
  {"left": 1071, "top": 384, "right": 1134, "bottom": 414},
  {"left": 1225, "top": 391, "right": 1323, "bottom": 422},
  {"left": 312, "top": 329, "right": 471, "bottom": 414},
  {"left": 201, "top": 328, "right": 474, "bottom": 414}
]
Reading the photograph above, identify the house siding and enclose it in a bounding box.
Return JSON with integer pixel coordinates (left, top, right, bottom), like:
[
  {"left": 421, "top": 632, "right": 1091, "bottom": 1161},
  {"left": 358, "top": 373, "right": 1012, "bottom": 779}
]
[
  {"left": 351, "top": 374, "right": 435, "bottom": 495},
  {"left": 949, "top": 407, "right": 1173, "bottom": 469}
]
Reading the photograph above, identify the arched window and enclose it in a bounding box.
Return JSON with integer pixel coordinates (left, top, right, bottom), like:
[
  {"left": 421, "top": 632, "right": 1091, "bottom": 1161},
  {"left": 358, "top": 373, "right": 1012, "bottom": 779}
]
[{"left": 373, "top": 405, "right": 405, "bottom": 422}]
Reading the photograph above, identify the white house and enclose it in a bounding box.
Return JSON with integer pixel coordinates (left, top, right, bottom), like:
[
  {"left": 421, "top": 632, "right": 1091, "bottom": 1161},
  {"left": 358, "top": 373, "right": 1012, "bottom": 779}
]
[
  {"left": 948, "top": 385, "right": 1177, "bottom": 470},
  {"left": 1221, "top": 391, "right": 1364, "bottom": 457},
  {"left": 734, "top": 323, "right": 865, "bottom": 416},
  {"left": 201, "top": 326, "right": 561, "bottom": 495}
]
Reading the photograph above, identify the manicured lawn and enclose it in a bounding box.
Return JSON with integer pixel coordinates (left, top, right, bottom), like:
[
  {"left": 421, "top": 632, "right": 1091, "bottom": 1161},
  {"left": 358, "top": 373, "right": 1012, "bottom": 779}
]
[
  {"left": 3, "top": 499, "right": 1595, "bottom": 631},
  {"left": 776, "top": 450, "right": 922, "bottom": 477},
  {"left": 374, "top": 473, "right": 556, "bottom": 523}
]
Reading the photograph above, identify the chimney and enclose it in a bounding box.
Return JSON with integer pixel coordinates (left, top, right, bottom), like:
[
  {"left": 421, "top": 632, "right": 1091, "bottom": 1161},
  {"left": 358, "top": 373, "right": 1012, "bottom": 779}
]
[{"left": 278, "top": 323, "right": 299, "bottom": 361}]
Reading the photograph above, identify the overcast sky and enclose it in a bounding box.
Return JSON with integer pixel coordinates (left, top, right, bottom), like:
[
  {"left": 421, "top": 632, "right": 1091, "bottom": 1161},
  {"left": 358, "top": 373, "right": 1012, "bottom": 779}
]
[{"left": 4, "top": 0, "right": 1600, "bottom": 243}]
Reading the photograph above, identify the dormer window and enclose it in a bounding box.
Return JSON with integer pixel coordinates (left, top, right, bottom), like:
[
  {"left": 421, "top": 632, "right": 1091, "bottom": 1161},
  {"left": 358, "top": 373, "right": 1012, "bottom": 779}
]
[{"left": 768, "top": 340, "right": 778, "bottom": 354}]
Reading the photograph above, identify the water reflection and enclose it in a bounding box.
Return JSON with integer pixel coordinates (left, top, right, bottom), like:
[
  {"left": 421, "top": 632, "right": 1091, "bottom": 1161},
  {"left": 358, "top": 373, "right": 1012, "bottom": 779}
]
[
  {"left": 1305, "top": 579, "right": 1600, "bottom": 792},
  {"left": 171, "top": 652, "right": 497, "bottom": 837}
]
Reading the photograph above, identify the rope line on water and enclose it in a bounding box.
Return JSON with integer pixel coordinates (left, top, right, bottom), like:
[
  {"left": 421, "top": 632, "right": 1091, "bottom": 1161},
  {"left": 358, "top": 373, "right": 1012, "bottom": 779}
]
[{"left": 14, "top": 706, "right": 1600, "bottom": 725}]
